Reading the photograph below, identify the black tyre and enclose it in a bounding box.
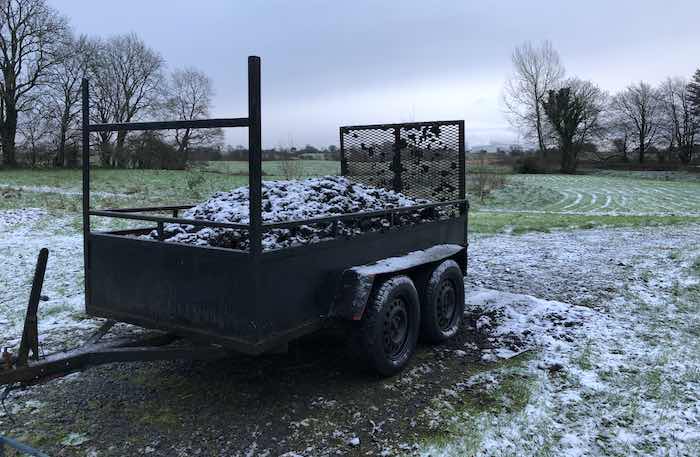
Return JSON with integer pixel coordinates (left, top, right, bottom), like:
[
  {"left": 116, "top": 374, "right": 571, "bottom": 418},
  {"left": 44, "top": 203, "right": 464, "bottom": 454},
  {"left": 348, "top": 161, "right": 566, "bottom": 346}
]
[
  {"left": 352, "top": 275, "right": 420, "bottom": 376},
  {"left": 420, "top": 260, "right": 464, "bottom": 343}
]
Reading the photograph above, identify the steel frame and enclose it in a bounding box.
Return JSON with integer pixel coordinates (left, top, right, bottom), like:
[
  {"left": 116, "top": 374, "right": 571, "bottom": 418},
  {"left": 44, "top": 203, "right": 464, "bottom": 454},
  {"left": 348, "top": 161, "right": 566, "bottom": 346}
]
[
  {"left": 77, "top": 55, "right": 469, "bottom": 354},
  {"left": 82, "top": 58, "right": 468, "bottom": 258},
  {"left": 1, "top": 320, "right": 229, "bottom": 386},
  {"left": 82, "top": 58, "right": 264, "bottom": 306}
]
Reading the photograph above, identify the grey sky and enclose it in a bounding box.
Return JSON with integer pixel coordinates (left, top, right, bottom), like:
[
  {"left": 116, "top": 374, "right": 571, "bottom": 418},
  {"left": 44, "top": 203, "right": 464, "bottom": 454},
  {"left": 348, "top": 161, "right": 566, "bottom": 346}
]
[{"left": 50, "top": 0, "right": 700, "bottom": 149}]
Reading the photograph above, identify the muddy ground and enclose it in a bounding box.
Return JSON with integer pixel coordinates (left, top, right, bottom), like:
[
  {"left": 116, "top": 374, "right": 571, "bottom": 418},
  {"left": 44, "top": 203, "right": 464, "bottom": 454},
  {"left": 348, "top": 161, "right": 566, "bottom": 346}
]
[{"left": 3, "top": 319, "right": 489, "bottom": 456}]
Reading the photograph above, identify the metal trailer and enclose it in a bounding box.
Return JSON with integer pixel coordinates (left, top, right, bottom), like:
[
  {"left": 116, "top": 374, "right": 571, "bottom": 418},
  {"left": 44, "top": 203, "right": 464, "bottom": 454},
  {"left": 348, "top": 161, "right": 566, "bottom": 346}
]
[{"left": 1, "top": 56, "right": 468, "bottom": 385}]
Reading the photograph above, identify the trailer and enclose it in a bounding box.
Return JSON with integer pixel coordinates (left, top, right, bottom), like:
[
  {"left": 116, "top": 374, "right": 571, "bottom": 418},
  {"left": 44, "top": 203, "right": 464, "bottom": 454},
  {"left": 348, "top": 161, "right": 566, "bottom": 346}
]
[{"left": 1, "top": 56, "right": 468, "bottom": 385}]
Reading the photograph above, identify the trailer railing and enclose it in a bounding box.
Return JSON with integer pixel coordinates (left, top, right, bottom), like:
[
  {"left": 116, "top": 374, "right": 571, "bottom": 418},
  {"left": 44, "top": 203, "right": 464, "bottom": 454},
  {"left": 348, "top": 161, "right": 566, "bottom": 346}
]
[
  {"left": 81, "top": 57, "right": 468, "bottom": 301},
  {"left": 82, "top": 56, "right": 263, "bottom": 307},
  {"left": 88, "top": 199, "right": 467, "bottom": 246}
]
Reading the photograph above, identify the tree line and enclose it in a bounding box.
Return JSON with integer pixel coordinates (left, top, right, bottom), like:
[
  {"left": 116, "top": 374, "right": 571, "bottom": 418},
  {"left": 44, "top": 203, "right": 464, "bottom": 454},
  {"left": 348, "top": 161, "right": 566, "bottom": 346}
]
[
  {"left": 503, "top": 41, "right": 700, "bottom": 173},
  {"left": 0, "top": 0, "right": 222, "bottom": 169}
]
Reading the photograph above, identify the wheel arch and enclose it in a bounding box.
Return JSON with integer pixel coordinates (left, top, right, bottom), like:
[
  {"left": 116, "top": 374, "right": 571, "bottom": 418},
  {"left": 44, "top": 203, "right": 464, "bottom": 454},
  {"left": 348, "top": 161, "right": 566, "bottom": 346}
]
[{"left": 329, "top": 244, "right": 467, "bottom": 321}]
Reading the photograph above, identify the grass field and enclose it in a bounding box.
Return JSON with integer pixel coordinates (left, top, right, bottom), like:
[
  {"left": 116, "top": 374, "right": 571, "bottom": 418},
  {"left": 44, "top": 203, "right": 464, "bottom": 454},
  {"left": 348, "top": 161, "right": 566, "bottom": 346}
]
[
  {"left": 0, "top": 161, "right": 698, "bottom": 234},
  {"left": 469, "top": 173, "right": 700, "bottom": 234}
]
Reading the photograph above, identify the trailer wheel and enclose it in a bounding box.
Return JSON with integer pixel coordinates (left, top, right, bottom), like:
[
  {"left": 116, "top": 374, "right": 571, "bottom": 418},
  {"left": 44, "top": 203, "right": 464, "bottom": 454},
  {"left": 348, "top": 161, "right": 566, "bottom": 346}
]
[
  {"left": 420, "top": 260, "right": 464, "bottom": 343},
  {"left": 352, "top": 275, "right": 420, "bottom": 376}
]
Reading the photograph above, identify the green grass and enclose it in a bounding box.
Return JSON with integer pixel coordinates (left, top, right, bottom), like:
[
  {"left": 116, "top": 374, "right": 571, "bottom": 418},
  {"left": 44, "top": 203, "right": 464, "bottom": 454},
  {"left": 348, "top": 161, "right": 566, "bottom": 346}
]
[
  {"left": 469, "top": 212, "right": 700, "bottom": 235},
  {"left": 2, "top": 162, "right": 699, "bottom": 235},
  {"left": 0, "top": 160, "right": 338, "bottom": 211},
  {"left": 483, "top": 174, "right": 700, "bottom": 215},
  {"left": 419, "top": 356, "right": 540, "bottom": 455},
  {"left": 469, "top": 172, "right": 700, "bottom": 234}
]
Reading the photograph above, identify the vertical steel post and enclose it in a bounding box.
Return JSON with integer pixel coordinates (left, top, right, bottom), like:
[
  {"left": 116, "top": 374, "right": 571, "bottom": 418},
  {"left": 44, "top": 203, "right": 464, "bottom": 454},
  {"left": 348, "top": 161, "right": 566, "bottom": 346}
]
[
  {"left": 392, "top": 127, "right": 402, "bottom": 192},
  {"left": 248, "top": 56, "right": 262, "bottom": 256},
  {"left": 81, "top": 79, "right": 91, "bottom": 308},
  {"left": 339, "top": 127, "right": 347, "bottom": 176},
  {"left": 458, "top": 120, "right": 466, "bottom": 214}
]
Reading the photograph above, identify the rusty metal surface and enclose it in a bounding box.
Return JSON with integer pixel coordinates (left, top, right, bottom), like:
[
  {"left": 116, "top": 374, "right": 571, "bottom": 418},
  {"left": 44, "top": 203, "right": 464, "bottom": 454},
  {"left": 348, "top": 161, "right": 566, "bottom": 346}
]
[
  {"left": 17, "top": 248, "right": 48, "bottom": 366},
  {"left": 0, "top": 327, "right": 227, "bottom": 386}
]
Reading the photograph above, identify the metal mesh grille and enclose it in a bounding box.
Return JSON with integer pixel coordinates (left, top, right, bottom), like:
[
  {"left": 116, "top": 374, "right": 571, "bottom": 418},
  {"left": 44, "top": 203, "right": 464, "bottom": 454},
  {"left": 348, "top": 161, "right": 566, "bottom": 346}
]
[{"left": 340, "top": 121, "right": 464, "bottom": 202}]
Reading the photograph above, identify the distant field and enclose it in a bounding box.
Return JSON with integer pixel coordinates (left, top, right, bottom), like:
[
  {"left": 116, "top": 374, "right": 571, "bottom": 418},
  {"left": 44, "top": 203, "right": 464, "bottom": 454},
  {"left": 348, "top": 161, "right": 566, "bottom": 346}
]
[
  {"left": 1, "top": 161, "right": 698, "bottom": 234},
  {"left": 0, "top": 160, "right": 338, "bottom": 212},
  {"left": 200, "top": 160, "right": 339, "bottom": 177},
  {"left": 471, "top": 173, "right": 700, "bottom": 233},
  {"left": 485, "top": 174, "right": 700, "bottom": 215}
]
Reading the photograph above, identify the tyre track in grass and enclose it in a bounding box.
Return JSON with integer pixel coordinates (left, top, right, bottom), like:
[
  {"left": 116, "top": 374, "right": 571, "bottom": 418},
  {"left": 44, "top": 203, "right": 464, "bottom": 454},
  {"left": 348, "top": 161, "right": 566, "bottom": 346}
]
[{"left": 486, "top": 174, "right": 700, "bottom": 217}]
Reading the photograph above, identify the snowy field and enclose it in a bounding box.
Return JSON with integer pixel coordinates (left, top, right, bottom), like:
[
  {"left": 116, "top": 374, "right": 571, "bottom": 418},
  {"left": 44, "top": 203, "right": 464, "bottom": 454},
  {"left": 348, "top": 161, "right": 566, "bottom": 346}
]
[
  {"left": 420, "top": 226, "right": 700, "bottom": 456},
  {"left": 1, "top": 167, "right": 700, "bottom": 455}
]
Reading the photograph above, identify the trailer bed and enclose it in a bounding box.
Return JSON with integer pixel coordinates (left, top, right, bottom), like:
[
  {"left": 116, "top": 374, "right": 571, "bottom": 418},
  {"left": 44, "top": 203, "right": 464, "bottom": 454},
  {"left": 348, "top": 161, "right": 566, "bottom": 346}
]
[{"left": 88, "top": 215, "right": 467, "bottom": 353}]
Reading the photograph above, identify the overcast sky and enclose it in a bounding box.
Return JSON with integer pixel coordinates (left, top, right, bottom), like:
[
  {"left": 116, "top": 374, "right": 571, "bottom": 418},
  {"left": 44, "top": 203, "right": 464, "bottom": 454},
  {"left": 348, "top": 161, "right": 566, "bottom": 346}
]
[{"left": 50, "top": 0, "right": 700, "bottom": 149}]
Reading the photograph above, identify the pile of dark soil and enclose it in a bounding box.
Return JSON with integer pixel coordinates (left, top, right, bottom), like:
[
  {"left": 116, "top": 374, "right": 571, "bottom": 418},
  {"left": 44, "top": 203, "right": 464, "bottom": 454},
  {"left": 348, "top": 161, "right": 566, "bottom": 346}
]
[{"left": 147, "top": 176, "right": 450, "bottom": 250}]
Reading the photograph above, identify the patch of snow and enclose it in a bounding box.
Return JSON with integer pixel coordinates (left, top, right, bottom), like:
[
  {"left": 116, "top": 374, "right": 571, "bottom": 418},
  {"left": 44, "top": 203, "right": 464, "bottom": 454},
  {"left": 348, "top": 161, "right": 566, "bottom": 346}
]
[
  {"left": 421, "top": 225, "right": 700, "bottom": 457},
  {"left": 0, "top": 208, "right": 46, "bottom": 230},
  {"left": 0, "top": 184, "right": 125, "bottom": 198},
  {"left": 351, "top": 244, "right": 463, "bottom": 276},
  {"left": 0, "top": 213, "right": 100, "bottom": 355}
]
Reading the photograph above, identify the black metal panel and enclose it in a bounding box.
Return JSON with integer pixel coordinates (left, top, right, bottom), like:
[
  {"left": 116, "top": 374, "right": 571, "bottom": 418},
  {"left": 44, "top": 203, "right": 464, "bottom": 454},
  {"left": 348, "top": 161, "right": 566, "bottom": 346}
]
[
  {"left": 88, "top": 216, "right": 466, "bottom": 351},
  {"left": 88, "top": 234, "right": 257, "bottom": 342},
  {"left": 340, "top": 120, "right": 465, "bottom": 203}
]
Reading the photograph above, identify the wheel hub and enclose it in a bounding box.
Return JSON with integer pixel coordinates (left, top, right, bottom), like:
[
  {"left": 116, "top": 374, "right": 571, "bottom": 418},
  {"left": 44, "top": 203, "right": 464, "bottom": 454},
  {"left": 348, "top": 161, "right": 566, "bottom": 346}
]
[
  {"left": 383, "top": 298, "right": 409, "bottom": 359},
  {"left": 436, "top": 279, "right": 456, "bottom": 331}
]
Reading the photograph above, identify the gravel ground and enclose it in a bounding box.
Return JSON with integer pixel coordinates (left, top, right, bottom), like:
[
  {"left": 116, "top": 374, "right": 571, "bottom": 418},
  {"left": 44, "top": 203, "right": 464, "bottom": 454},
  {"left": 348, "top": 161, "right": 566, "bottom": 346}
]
[{"left": 2, "top": 224, "right": 699, "bottom": 456}]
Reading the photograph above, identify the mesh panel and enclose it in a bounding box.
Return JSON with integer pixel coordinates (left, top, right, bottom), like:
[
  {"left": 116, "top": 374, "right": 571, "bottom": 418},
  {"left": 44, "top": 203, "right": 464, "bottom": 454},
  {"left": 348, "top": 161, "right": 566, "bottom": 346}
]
[{"left": 340, "top": 121, "right": 464, "bottom": 202}]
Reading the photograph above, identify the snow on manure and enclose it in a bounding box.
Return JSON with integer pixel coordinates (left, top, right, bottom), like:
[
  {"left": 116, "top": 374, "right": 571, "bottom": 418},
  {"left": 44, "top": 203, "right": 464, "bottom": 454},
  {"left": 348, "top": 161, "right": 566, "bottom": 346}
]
[{"left": 147, "top": 176, "right": 448, "bottom": 250}]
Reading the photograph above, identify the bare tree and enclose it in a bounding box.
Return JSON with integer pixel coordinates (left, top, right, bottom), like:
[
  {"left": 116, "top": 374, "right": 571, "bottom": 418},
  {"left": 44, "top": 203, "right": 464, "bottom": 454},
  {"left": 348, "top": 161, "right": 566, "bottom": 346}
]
[
  {"left": 163, "top": 67, "right": 222, "bottom": 167},
  {"left": 659, "top": 77, "right": 697, "bottom": 164},
  {"left": 604, "top": 104, "right": 635, "bottom": 162},
  {"left": 17, "top": 98, "right": 53, "bottom": 166},
  {"left": 0, "top": 0, "right": 68, "bottom": 166},
  {"left": 88, "top": 33, "right": 164, "bottom": 167},
  {"left": 503, "top": 40, "right": 564, "bottom": 156},
  {"left": 542, "top": 78, "right": 606, "bottom": 173},
  {"left": 609, "top": 82, "right": 661, "bottom": 164},
  {"left": 44, "top": 34, "right": 92, "bottom": 167},
  {"left": 689, "top": 68, "right": 700, "bottom": 116}
]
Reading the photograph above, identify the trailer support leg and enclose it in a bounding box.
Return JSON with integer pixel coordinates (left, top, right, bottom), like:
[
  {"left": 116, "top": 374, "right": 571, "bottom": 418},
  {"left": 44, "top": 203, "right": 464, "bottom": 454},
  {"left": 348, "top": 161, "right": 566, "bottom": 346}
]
[{"left": 17, "top": 248, "right": 49, "bottom": 367}]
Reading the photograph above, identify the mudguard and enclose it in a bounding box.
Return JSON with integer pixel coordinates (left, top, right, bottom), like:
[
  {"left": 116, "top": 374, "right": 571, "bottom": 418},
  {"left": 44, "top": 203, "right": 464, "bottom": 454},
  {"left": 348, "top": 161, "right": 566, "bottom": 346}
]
[{"left": 330, "top": 244, "right": 466, "bottom": 320}]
